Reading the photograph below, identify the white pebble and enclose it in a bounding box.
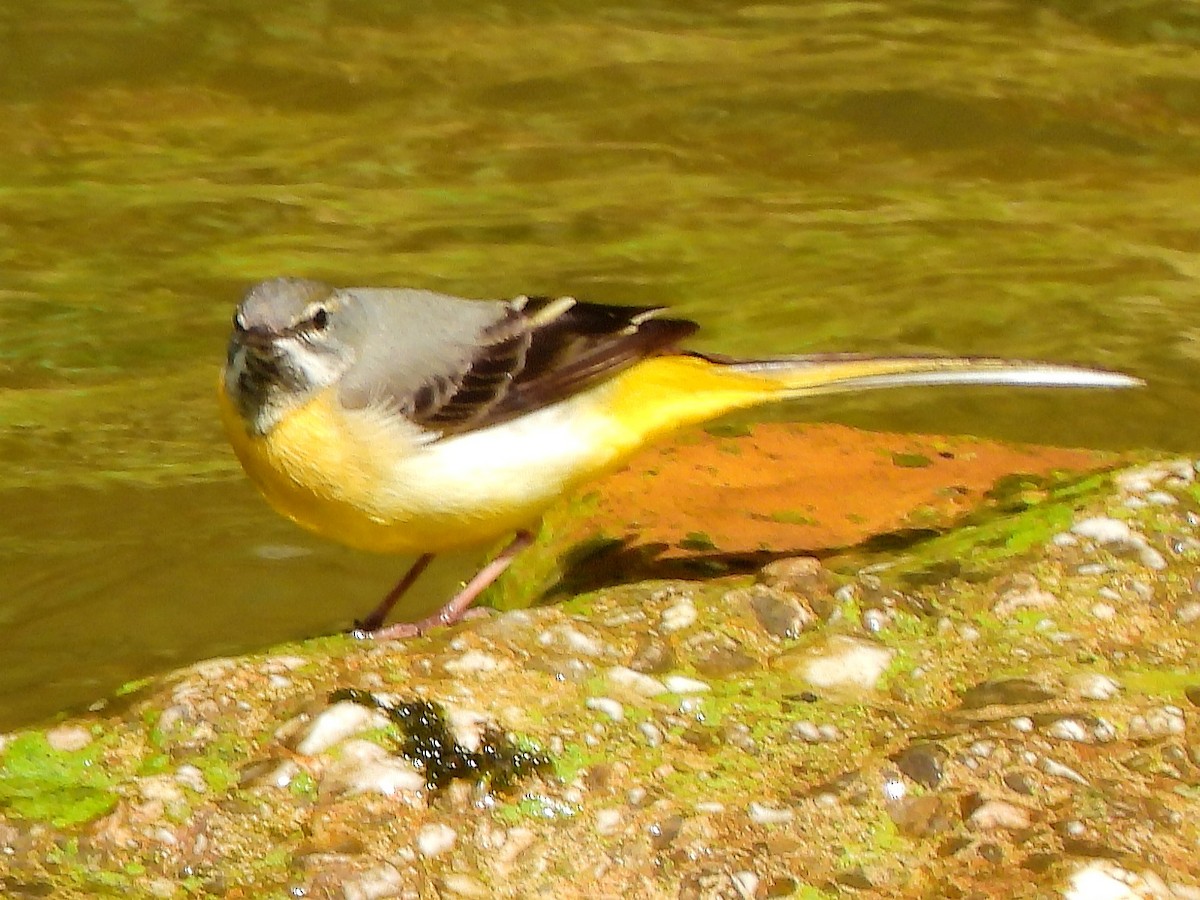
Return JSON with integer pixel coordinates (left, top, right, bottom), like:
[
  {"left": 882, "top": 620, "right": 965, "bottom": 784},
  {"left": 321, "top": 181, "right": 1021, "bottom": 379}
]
[
  {"left": 322, "top": 740, "right": 425, "bottom": 798},
  {"left": 1091, "top": 603, "right": 1117, "bottom": 620},
  {"left": 747, "top": 802, "right": 793, "bottom": 825},
  {"left": 731, "top": 871, "right": 759, "bottom": 900},
  {"left": 1069, "top": 673, "right": 1120, "bottom": 701},
  {"left": 1065, "top": 861, "right": 1152, "bottom": 900},
  {"left": 416, "top": 823, "right": 457, "bottom": 858},
  {"left": 1010, "top": 716, "right": 1034, "bottom": 733},
  {"left": 663, "top": 675, "right": 710, "bottom": 694},
  {"left": 174, "top": 765, "right": 208, "bottom": 793},
  {"left": 1040, "top": 756, "right": 1089, "bottom": 785},
  {"left": 789, "top": 635, "right": 894, "bottom": 693},
  {"left": 1072, "top": 517, "right": 1133, "bottom": 544},
  {"left": 1045, "top": 719, "right": 1090, "bottom": 743},
  {"left": 585, "top": 697, "right": 625, "bottom": 722},
  {"left": 595, "top": 808, "right": 622, "bottom": 835},
  {"left": 538, "top": 624, "right": 604, "bottom": 657},
  {"left": 295, "top": 702, "right": 388, "bottom": 755},
  {"left": 638, "top": 722, "right": 663, "bottom": 747},
  {"left": 46, "top": 724, "right": 92, "bottom": 752},
  {"left": 660, "top": 596, "right": 698, "bottom": 633},
  {"left": 443, "top": 650, "right": 504, "bottom": 675},
  {"left": 606, "top": 665, "right": 667, "bottom": 697}
]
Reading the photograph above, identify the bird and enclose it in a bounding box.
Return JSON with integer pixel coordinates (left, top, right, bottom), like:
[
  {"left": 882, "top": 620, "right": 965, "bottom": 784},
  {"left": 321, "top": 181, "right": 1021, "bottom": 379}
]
[{"left": 218, "top": 277, "right": 1140, "bottom": 639}]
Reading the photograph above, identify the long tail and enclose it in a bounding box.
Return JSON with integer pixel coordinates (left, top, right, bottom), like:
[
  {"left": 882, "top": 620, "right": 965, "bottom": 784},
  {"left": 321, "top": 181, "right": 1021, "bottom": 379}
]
[
  {"left": 712, "top": 352, "right": 1143, "bottom": 397},
  {"left": 596, "top": 352, "right": 1140, "bottom": 461}
]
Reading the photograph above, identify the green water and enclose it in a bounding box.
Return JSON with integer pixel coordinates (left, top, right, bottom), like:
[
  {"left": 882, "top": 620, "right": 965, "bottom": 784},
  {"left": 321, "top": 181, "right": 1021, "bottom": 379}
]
[{"left": 2, "top": 0, "right": 1197, "bottom": 728}]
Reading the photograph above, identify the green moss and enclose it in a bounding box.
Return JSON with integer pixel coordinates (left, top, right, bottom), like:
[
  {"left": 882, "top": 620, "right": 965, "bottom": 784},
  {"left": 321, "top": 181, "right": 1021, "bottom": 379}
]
[
  {"left": 0, "top": 732, "right": 120, "bottom": 827},
  {"left": 680, "top": 531, "right": 718, "bottom": 551},
  {"left": 288, "top": 769, "right": 318, "bottom": 800},
  {"left": 764, "top": 509, "right": 818, "bottom": 526},
  {"left": 891, "top": 452, "right": 932, "bottom": 468}
]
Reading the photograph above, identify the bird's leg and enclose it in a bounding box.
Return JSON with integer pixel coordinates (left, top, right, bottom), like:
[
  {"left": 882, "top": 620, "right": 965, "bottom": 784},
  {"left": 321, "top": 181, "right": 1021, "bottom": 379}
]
[
  {"left": 366, "top": 529, "right": 536, "bottom": 641},
  {"left": 353, "top": 553, "right": 435, "bottom": 633}
]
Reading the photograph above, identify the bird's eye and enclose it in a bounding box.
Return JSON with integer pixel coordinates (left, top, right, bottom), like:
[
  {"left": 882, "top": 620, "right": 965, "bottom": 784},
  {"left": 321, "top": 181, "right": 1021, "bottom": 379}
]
[
  {"left": 232, "top": 310, "right": 246, "bottom": 333},
  {"left": 310, "top": 307, "right": 329, "bottom": 330}
]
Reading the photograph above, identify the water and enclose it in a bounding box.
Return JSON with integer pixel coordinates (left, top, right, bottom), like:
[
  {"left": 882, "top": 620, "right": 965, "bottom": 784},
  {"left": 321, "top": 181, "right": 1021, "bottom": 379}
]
[{"left": 1, "top": 0, "right": 1197, "bottom": 727}]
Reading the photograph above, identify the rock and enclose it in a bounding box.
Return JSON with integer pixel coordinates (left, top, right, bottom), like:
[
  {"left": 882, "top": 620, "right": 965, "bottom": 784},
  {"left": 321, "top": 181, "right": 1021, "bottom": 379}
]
[
  {"left": 585, "top": 697, "right": 624, "bottom": 722},
  {"left": 734, "top": 584, "right": 817, "bottom": 639},
  {"left": 959, "top": 678, "right": 1055, "bottom": 709},
  {"left": 46, "top": 724, "right": 92, "bottom": 752},
  {"left": 606, "top": 665, "right": 667, "bottom": 698},
  {"left": 318, "top": 739, "right": 424, "bottom": 799},
  {"left": 628, "top": 635, "right": 675, "bottom": 674},
  {"left": 659, "top": 593, "right": 698, "bottom": 633},
  {"left": 966, "top": 799, "right": 1032, "bottom": 832},
  {"left": 892, "top": 743, "right": 946, "bottom": 789},
  {"left": 1067, "top": 673, "right": 1120, "bottom": 701},
  {"left": 415, "top": 823, "right": 456, "bottom": 858},
  {"left": 1072, "top": 517, "right": 1134, "bottom": 544},
  {"left": 888, "top": 794, "right": 953, "bottom": 837},
  {"left": 776, "top": 636, "right": 894, "bottom": 694},
  {"left": 293, "top": 702, "right": 388, "bottom": 756}
]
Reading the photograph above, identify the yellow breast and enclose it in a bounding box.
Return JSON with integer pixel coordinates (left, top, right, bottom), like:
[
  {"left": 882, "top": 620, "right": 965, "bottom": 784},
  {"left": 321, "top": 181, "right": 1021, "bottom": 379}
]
[{"left": 218, "top": 356, "right": 786, "bottom": 557}]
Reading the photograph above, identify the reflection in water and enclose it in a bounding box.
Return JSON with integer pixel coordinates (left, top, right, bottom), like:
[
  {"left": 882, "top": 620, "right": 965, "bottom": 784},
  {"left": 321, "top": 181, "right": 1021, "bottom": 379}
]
[{"left": 0, "top": 0, "right": 1194, "bottom": 724}]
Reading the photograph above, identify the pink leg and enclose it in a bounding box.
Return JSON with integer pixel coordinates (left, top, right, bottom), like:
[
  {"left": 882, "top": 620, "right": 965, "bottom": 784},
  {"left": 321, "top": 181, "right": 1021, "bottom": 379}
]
[
  {"left": 354, "top": 553, "right": 434, "bottom": 633},
  {"left": 366, "top": 529, "right": 536, "bottom": 641}
]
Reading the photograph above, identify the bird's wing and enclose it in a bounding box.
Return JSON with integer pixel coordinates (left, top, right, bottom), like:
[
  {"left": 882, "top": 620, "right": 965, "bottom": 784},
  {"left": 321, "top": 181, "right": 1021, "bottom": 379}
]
[{"left": 338, "top": 291, "right": 697, "bottom": 438}]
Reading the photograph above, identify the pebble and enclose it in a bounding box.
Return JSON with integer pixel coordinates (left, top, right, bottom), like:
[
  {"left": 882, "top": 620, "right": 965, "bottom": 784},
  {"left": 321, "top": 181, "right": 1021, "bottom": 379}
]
[
  {"left": 1068, "top": 673, "right": 1120, "bottom": 701},
  {"left": 175, "top": 764, "right": 207, "bottom": 793},
  {"left": 628, "top": 636, "right": 675, "bottom": 674},
  {"left": 1176, "top": 601, "right": 1200, "bottom": 625},
  {"left": 343, "top": 864, "right": 405, "bottom": 900},
  {"left": 659, "top": 594, "right": 698, "bottom": 633},
  {"left": 416, "top": 823, "right": 457, "bottom": 858},
  {"left": 1011, "top": 717, "right": 1034, "bottom": 733},
  {"left": 440, "top": 873, "right": 491, "bottom": 897},
  {"left": 1138, "top": 545, "right": 1168, "bottom": 571},
  {"left": 537, "top": 624, "right": 605, "bottom": 658},
  {"left": 892, "top": 743, "right": 946, "bottom": 789},
  {"left": 993, "top": 583, "right": 1058, "bottom": 617},
  {"left": 779, "top": 635, "right": 894, "bottom": 694},
  {"left": 1091, "top": 603, "right": 1118, "bottom": 620},
  {"left": 443, "top": 649, "right": 504, "bottom": 675},
  {"left": 594, "top": 808, "right": 622, "bottom": 835},
  {"left": 585, "top": 697, "right": 625, "bottom": 723},
  {"left": 607, "top": 666, "right": 667, "bottom": 697},
  {"left": 731, "top": 871, "right": 759, "bottom": 899},
  {"left": 1072, "top": 517, "right": 1134, "bottom": 544},
  {"left": 638, "top": 722, "right": 663, "bottom": 747},
  {"left": 747, "top": 802, "right": 793, "bottom": 825},
  {"left": 663, "top": 675, "right": 710, "bottom": 694},
  {"left": 320, "top": 740, "right": 425, "bottom": 799},
  {"left": 740, "top": 585, "right": 818, "bottom": 639},
  {"left": 1128, "top": 707, "right": 1186, "bottom": 740},
  {"left": 1040, "top": 756, "right": 1089, "bottom": 785},
  {"left": 46, "top": 724, "right": 92, "bottom": 752},
  {"left": 966, "top": 798, "right": 1031, "bottom": 831},
  {"left": 1065, "top": 861, "right": 1160, "bottom": 900},
  {"left": 294, "top": 702, "right": 388, "bottom": 756},
  {"left": 1045, "top": 718, "right": 1091, "bottom": 743}
]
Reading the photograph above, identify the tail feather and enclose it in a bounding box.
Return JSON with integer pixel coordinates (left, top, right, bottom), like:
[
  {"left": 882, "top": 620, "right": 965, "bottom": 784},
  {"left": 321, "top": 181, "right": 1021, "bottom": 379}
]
[{"left": 715, "top": 353, "right": 1142, "bottom": 397}]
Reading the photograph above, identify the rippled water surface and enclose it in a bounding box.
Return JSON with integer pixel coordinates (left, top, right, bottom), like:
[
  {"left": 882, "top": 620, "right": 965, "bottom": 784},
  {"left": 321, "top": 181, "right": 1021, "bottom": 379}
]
[{"left": 2, "top": 0, "right": 1198, "bottom": 727}]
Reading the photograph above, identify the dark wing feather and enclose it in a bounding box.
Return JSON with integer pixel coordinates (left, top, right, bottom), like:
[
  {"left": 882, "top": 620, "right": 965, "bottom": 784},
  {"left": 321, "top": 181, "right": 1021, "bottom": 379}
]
[{"left": 409, "top": 296, "right": 698, "bottom": 438}]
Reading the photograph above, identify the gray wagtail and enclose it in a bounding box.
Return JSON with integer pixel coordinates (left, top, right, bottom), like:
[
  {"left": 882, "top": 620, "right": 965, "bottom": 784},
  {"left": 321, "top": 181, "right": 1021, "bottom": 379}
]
[{"left": 219, "top": 277, "right": 1139, "bottom": 639}]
